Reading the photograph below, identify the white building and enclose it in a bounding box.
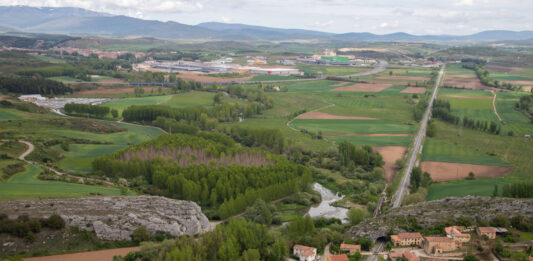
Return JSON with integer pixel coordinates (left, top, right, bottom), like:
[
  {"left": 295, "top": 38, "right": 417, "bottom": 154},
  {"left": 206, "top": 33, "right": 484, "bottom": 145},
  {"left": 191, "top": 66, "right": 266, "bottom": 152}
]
[{"left": 293, "top": 245, "right": 317, "bottom": 261}]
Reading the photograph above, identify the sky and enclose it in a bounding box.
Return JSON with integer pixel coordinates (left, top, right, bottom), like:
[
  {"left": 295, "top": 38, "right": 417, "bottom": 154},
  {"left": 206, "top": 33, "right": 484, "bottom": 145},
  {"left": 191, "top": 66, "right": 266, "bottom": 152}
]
[{"left": 1, "top": 0, "right": 532, "bottom": 35}]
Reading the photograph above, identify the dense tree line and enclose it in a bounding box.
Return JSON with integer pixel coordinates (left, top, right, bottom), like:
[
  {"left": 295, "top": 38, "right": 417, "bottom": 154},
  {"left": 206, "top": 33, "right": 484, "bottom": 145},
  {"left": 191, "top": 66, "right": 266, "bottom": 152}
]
[
  {"left": 92, "top": 134, "right": 312, "bottom": 219},
  {"left": 225, "top": 85, "right": 274, "bottom": 109},
  {"left": 122, "top": 102, "right": 265, "bottom": 130},
  {"left": 502, "top": 181, "right": 533, "bottom": 198},
  {"left": 228, "top": 126, "right": 285, "bottom": 153},
  {"left": 338, "top": 142, "right": 383, "bottom": 171},
  {"left": 63, "top": 103, "right": 117, "bottom": 118},
  {"left": 0, "top": 76, "right": 72, "bottom": 95},
  {"left": 123, "top": 219, "right": 287, "bottom": 261},
  {"left": 461, "top": 58, "right": 487, "bottom": 65},
  {"left": 432, "top": 99, "right": 501, "bottom": 134},
  {"left": 517, "top": 95, "right": 533, "bottom": 122},
  {"left": 462, "top": 64, "right": 515, "bottom": 90}
]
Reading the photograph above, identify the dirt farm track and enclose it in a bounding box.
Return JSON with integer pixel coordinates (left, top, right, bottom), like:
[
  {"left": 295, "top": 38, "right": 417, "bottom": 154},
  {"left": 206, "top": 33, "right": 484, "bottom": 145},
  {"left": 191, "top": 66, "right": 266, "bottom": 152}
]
[{"left": 22, "top": 247, "right": 140, "bottom": 261}]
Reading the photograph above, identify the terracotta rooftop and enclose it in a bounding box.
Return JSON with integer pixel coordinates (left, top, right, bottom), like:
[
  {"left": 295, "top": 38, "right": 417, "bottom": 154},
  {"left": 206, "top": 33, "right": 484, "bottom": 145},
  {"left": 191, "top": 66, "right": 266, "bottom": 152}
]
[
  {"left": 395, "top": 232, "right": 423, "bottom": 239},
  {"left": 478, "top": 227, "right": 496, "bottom": 233},
  {"left": 340, "top": 243, "right": 361, "bottom": 250},
  {"left": 425, "top": 237, "right": 454, "bottom": 243},
  {"left": 302, "top": 249, "right": 315, "bottom": 257},
  {"left": 294, "top": 244, "right": 315, "bottom": 252},
  {"left": 403, "top": 251, "right": 421, "bottom": 261},
  {"left": 329, "top": 254, "right": 349, "bottom": 261}
]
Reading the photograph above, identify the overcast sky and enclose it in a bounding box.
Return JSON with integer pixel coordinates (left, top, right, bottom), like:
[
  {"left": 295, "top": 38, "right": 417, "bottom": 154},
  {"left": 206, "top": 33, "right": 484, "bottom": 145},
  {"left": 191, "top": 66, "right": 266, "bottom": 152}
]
[{"left": 2, "top": 0, "right": 532, "bottom": 35}]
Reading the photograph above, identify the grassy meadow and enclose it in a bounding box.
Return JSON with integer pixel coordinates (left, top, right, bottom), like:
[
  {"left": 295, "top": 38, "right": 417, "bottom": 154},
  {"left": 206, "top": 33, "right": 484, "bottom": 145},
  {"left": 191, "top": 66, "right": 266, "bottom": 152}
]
[{"left": 0, "top": 164, "right": 127, "bottom": 200}]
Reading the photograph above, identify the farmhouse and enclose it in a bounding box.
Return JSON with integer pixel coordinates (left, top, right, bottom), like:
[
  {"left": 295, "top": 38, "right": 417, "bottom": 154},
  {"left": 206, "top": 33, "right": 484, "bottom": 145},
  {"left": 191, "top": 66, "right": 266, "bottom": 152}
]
[
  {"left": 445, "top": 226, "right": 471, "bottom": 243},
  {"left": 476, "top": 227, "right": 496, "bottom": 239},
  {"left": 391, "top": 232, "right": 424, "bottom": 246},
  {"left": 340, "top": 243, "right": 361, "bottom": 255},
  {"left": 327, "top": 254, "right": 349, "bottom": 261},
  {"left": 423, "top": 237, "right": 457, "bottom": 255},
  {"left": 293, "top": 244, "right": 317, "bottom": 261}
]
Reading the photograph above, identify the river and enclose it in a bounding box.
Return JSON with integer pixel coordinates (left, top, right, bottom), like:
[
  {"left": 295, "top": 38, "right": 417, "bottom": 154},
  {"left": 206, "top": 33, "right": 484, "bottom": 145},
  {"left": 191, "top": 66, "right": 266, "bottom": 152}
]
[{"left": 307, "top": 182, "right": 349, "bottom": 223}]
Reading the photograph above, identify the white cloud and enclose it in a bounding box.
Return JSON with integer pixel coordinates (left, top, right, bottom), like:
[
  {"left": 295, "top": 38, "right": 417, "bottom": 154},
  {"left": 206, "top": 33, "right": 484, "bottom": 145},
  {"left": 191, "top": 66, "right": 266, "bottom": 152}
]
[{"left": 453, "top": 0, "right": 474, "bottom": 6}]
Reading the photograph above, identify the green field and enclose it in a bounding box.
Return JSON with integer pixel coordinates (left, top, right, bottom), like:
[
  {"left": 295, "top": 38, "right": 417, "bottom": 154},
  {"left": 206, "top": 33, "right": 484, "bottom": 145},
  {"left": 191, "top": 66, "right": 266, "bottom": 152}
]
[
  {"left": 496, "top": 98, "right": 533, "bottom": 135},
  {"left": 296, "top": 64, "right": 370, "bottom": 76},
  {"left": 0, "top": 109, "right": 23, "bottom": 120},
  {"left": 290, "top": 119, "right": 414, "bottom": 135},
  {"left": 0, "top": 165, "right": 126, "bottom": 200},
  {"left": 438, "top": 88, "right": 492, "bottom": 97},
  {"left": 422, "top": 138, "right": 510, "bottom": 166},
  {"left": 440, "top": 96, "right": 500, "bottom": 123},
  {"left": 162, "top": 91, "right": 215, "bottom": 107},
  {"left": 427, "top": 177, "right": 510, "bottom": 200},
  {"left": 57, "top": 144, "right": 127, "bottom": 172},
  {"left": 102, "top": 95, "right": 173, "bottom": 114}
]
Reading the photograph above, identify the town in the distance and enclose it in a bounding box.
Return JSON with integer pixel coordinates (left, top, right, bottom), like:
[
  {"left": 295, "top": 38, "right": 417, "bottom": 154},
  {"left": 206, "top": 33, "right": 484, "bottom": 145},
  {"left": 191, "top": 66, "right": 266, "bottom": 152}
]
[{"left": 0, "top": 3, "right": 532, "bottom": 261}]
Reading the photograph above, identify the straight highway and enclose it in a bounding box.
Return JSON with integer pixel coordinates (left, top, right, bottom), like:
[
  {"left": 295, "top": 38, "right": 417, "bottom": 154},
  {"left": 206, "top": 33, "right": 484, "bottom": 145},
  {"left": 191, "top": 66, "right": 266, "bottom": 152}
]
[{"left": 367, "top": 64, "right": 445, "bottom": 261}]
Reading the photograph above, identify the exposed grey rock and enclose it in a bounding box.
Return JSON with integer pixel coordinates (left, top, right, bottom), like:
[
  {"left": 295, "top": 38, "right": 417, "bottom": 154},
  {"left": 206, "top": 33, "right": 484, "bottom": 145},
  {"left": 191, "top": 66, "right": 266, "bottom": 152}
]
[
  {"left": 347, "top": 196, "right": 533, "bottom": 242},
  {"left": 0, "top": 196, "right": 212, "bottom": 240}
]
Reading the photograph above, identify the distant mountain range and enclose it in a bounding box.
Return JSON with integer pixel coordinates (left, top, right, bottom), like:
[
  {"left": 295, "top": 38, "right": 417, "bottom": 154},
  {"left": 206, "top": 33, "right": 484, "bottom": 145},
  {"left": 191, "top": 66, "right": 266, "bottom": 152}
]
[{"left": 1, "top": 6, "right": 533, "bottom": 42}]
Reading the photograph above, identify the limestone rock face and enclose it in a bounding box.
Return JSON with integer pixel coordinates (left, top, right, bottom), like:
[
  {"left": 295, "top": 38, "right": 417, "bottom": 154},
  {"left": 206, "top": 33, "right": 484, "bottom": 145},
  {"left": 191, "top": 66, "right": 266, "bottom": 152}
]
[
  {"left": 0, "top": 196, "right": 212, "bottom": 240},
  {"left": 347, "top": 196, "right": 533, "bottom": 242}
]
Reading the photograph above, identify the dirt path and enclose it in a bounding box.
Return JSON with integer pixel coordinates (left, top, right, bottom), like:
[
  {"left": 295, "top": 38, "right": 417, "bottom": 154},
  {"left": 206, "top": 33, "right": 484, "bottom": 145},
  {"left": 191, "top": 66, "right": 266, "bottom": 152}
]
[
  {"left": 286, "top": 103, "right": 335, "bottom": 131},
  {"left": 17, "top": 140, "right": 34, "bottom": 161},
  {"left": 23, "top": 246, "right": 140, "bottom": 261},
  {"left": 491, "top": 91, "right": 503, "bottom": 122}
]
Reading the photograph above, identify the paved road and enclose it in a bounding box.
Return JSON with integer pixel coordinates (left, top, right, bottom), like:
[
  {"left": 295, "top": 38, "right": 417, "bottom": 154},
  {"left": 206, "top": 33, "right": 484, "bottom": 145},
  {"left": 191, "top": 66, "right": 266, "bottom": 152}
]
[
  {"left": 392, "top": 64, "right": 445, "bottom": 208},
  {"left": 342, "top": 60, "right": 388, "bottom": 78},
  {"left": 367, "top": 64, "right": 445, "bottom": 261}
]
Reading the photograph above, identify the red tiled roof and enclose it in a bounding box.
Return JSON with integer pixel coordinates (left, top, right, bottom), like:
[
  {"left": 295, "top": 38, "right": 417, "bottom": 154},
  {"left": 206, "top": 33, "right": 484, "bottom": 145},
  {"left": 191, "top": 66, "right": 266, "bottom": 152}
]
[
  {"left": 403, "top": 251, "right": 420, "bottom": 261},
  {"left": 396, "top": 232, "right": 423, "bottom": 239},
  {"left": 340, "top": 243, "right": 361, "bottom": 250},
  {"left": 390, "top": 252, "right": 404, "bottom": 258},
  {"left": 302, "top": 249, "right": 315, "bottom": 257},
  {"left": 294, "top": 244, "right": 315, "bottom": 252},
  {"left": 425, "top": 237, "right": 454, "bottom": 243},
  {"left": 478, "top": 227, "right": 496, "bottom": 233},
  {"left": 329, "top": 254, "right": 349, "bottom": 261}
]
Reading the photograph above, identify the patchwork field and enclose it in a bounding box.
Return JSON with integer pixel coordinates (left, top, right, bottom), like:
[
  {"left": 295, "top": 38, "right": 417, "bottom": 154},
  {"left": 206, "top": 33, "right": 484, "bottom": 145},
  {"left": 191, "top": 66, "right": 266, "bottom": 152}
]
[
  {"left": 297, "top": 111, "right": 377, "bottom": 120},
  {"left": 296, "top": 64, "right": 371, "bottom": 76},
  {"left": 400, "top": 87, "right": 426, "bottom": 93},
  {"left": 290, "top": 119, "right": 413, "bottom": 135}
]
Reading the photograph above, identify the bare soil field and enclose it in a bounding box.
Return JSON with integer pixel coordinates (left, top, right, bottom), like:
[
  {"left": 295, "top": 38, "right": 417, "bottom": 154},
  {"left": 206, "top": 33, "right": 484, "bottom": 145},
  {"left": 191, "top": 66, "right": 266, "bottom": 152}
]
[
  {"left": 75, "top": 87, "right": 168, "bottom": 95},
  {"left": 364, "top": 80, "right": 409, "bottom": 85},
  {"left": 297, "top": 111, "right": 378, "bottom": 120},
  {"left": 522, "top": 86, "right": 532, "bottom": 92},
  {"left": 505, "top": 80, "right": 533, "bottom": 86},
  {"left": 400, "top": 87, "right": 426, "bottom": 93},
  {"left": 444, "top": 74, "right": 500, "bottom": 91},
  {"left": 439, "top": 95, "right": 491, "bottom": 99},
  {"left": 486, "top": 66, "right": 523, "bottom": 72},
  {"left": 374, "top": 75, "right": 429, "bottom": 81},
  {"left": 24, "top": 246, "right": 140, "bottom": 261},
  {"left": 373, "top": 146, "right": 408, "bottom": 183},
  {"left": 420, "top": 161, "right": 514, "bottom": 182},
  {"left": 323, "top": 134, "right": 410, "bottom": 137},
  {"left": 176, "top": 71, "right": 255, "bottom": 82},
  {"left": 331, "top": 82, "right": 351, "bottom": 87},
  {"left": 331, "top": 83, "right": 392, "bottom": 92}
]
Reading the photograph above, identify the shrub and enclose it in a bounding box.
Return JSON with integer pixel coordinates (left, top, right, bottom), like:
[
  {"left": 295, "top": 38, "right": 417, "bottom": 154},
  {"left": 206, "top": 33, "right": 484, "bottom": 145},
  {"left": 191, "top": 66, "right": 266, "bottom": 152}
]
[{"left": 132, "top": 226, "right": 151, "bottom": 243}]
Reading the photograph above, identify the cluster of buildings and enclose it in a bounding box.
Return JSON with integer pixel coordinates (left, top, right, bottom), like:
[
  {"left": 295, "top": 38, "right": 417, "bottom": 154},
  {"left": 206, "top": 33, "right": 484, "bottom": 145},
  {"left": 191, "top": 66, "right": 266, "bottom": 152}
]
[
  {"left": 389, "top": 226, "right": 500, "bottom": 260},
  {"left": 292, "top": 243, "right": 360, "bottom": 261},
  {"left": 139, "top": 60, "right": 302, "bottom": 76}
]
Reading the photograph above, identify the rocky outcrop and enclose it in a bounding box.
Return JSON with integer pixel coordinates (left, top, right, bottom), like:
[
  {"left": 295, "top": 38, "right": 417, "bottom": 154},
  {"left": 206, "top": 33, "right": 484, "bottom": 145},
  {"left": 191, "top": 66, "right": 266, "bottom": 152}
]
[
  {"left": 348, "top": 196, "right": 533, "bottom": 242},
  {"left": 0, "top": 196, "right": 212, "bottom": 240}
]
